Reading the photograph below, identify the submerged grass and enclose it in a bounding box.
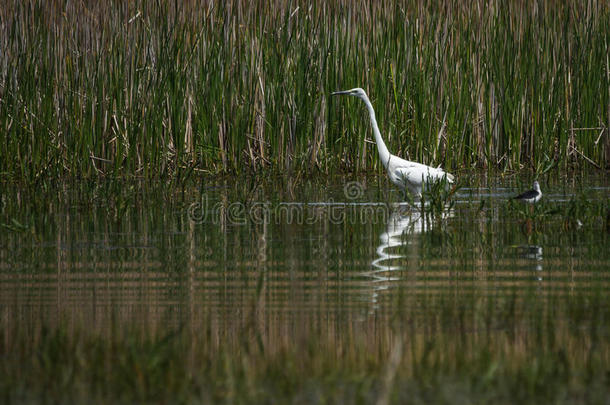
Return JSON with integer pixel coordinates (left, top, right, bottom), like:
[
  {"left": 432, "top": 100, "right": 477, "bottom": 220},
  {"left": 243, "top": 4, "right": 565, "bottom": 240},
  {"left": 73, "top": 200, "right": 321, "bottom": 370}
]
[
  {"left": 1, "top": 293, "right": 609, "bottom": 404},
  {"left": 0, "top": 0, "right": 608, "bottom": 183}
]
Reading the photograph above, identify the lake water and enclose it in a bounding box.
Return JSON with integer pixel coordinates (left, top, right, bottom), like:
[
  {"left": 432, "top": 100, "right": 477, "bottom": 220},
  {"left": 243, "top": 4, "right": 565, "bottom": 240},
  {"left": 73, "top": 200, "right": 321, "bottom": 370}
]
[{"left": 1, "top": 175, "right": 608, "bottom": 337}]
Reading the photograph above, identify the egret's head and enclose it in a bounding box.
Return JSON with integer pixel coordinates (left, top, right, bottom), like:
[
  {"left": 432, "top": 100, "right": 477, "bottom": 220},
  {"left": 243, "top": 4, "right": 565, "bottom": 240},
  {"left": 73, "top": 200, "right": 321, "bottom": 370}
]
[{"left": 331, "top": 87, "right": 368, "bottom": 100}]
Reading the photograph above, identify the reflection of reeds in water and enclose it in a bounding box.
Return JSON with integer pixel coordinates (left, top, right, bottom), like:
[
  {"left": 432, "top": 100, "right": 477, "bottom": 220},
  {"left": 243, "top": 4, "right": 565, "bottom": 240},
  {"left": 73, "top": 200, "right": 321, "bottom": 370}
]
[
  {"left": 1, "top": 195, "right": 607, "bottom": 326},
  {"left": 1, "top": 291, "right": 609, "bottom": 404},
  {"left": 1, "top": 181, "right": 609, "bottom": 402}
]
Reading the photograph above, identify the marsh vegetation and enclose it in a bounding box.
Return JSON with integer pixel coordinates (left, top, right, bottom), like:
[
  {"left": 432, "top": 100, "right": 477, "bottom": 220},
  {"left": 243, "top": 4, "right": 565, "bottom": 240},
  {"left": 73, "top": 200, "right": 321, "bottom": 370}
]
[
  {"left": 1, "top": 1, "right": 609, "bottom": 403},
  {"left": 0, "top": 1, "right": 608, "bottom": 182}
]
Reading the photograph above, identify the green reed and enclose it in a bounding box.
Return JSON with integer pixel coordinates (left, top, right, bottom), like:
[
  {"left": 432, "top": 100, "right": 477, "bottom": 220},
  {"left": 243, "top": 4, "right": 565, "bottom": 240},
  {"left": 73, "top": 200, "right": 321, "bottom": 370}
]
[{"left": 0, "top": 1, "right": 608, "bottom": 181}]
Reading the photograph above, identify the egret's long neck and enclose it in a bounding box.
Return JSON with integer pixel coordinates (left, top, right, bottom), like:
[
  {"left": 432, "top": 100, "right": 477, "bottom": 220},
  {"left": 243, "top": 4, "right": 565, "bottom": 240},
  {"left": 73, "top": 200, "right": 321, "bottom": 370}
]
[{"left": 361, "top": 95, "right": 390, "bottom": 168}]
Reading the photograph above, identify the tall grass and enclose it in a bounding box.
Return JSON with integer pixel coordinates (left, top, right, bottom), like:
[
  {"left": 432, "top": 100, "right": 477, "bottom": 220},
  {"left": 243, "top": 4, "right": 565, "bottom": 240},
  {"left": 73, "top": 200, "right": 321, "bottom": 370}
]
[{"left": 0, "top": 0, "right": 608, "bottom": 182}]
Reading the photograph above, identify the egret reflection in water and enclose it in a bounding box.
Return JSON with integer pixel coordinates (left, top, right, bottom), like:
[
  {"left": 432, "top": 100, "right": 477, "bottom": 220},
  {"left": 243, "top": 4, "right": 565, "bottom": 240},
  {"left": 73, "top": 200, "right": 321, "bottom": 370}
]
[{"left": 358, "top": 205, "right": 454, "bottom": 311}]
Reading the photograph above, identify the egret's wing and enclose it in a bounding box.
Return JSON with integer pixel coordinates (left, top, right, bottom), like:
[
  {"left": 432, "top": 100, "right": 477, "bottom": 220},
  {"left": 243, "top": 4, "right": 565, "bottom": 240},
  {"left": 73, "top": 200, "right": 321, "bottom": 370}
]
[
  {"left": 394, "top": 164, "right": 453, "bottom": 185},
  {"left": 388, "top": 154, "right": 423, "bottom": 168},
  {"left": 393, "top": 164, "right": 429, "bottom": 187}
]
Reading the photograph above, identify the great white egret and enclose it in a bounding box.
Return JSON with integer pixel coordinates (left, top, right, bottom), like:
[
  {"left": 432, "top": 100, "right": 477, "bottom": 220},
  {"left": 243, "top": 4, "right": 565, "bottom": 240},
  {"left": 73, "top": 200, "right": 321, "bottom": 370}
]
[
  {"left": 513, "top": 181, "right": 542, "bottom": 204},
  {"left": 331, "top": 87, "right": 454, "bottom": 197}
]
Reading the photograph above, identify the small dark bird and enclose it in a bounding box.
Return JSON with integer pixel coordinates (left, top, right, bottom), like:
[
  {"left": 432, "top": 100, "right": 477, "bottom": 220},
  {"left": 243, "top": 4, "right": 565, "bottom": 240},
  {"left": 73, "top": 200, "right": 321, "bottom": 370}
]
[{"left": 513, "top": 181, "right": 542, "bottom": 204}]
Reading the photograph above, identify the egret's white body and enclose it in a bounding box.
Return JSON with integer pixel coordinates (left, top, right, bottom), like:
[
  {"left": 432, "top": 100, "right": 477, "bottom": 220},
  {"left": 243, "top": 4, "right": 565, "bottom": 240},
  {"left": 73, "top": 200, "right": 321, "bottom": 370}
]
[{"left": 332, "top": 88, "right": 454, "bottom": 196}]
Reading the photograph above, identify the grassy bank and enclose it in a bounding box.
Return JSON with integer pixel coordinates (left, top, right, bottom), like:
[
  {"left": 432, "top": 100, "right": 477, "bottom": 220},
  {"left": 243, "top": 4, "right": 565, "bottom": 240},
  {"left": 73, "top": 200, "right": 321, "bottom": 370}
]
[
  {"left": 1, "top": 293, "right": 608, "bottom": 404},
  {"left": 0, "top": 0, "right": 608, "bottom": 182}
]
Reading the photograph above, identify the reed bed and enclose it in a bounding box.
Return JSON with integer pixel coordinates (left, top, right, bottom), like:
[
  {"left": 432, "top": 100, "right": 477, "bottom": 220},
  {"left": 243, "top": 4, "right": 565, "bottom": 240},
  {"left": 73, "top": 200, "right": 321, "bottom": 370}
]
[{"left": 0, "top": 0, "right": 608, "bottom": 182}]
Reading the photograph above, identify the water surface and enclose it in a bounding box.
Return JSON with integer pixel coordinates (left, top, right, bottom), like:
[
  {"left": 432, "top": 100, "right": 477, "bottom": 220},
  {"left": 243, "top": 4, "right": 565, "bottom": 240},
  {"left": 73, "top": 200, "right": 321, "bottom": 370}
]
[{"left": 1, "top": 175, "right": 608, "bottom": 333}]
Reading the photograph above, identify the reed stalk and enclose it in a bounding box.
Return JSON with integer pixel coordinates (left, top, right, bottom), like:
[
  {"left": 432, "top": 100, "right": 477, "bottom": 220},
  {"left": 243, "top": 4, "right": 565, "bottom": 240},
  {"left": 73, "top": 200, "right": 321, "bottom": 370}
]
[{"left": 0, "top": 0, "right": 608, "bottom": 182}]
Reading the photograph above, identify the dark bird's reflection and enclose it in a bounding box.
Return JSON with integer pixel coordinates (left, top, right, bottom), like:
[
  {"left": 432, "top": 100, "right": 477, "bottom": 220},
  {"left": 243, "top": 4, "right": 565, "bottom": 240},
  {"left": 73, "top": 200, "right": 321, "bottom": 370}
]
[{"left": 516, "top": 244, "right": 543, "bottom": 280}]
